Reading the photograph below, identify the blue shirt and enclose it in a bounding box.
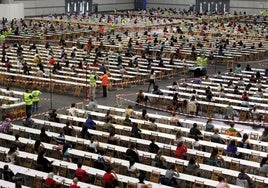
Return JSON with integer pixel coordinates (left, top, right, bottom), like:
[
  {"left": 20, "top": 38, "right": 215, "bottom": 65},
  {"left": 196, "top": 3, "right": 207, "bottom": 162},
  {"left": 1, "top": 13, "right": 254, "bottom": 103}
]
[{"left": 85, "top": 118, "right": 96, "bottom": 129}]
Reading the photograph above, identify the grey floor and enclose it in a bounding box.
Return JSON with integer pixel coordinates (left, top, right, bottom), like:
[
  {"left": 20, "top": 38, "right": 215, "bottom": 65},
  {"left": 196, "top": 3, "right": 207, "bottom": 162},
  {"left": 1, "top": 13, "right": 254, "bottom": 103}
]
[{"left": 8, "top": 57, "right": 268, "bottom": 134}]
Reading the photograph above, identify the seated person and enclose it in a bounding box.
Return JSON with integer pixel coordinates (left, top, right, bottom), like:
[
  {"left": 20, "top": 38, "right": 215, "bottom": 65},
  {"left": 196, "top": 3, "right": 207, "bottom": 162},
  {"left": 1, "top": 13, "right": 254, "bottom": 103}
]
[
  {"left": 174, "top": 141, "right": 187, "bottom": 159},
  {"left": 48, "top": 109, "right": 60, "bottom": 123},
  {"left": 85, "top": 114, "right": 96, "bottom": 129},
  {"left": 211, "top": 128, "right": 225, "bottom": 144},
  {"left": 63, "top": 121, "right": 74, "bottom": 136},
  {"left": 75, "top": 162, "right": 89, "bottom": 182},
  {"left": 68, "top": 103, "right": 77, "bottom": 116},
  {"left": 37, "top": 150, "right": 53, "bottom": 172},
  {"left": 86, "top": 99, "right": 97, "bottom": 111},
  {"left": 237, "top": 168, "right": 253, "bottom": 187},
  {"left": 126, "top": 143, "right": 139, "bottom": 162},
  {"left": 226, "top": 123, "right": 239, "bottom": 137},
  {"left": 0, "top": 118, "right": 12, "bottom": 134},
  {"left": 44, "top": 172, "right": 64, "bottom": 187},
  {"left": 2, "top": 164, "right": 22, "bottom": 183},
  {"left": 149, "top": 138, "right": 159, "bottom": 153},
  {"left": 40, "top": 127, "right": 51, "bottom": 143},
  {"left": 189, "top": 123, "right": 203, "bottom": 139},
  {"left": 136, "top": 90, "right": 149, "bottom": 105}
]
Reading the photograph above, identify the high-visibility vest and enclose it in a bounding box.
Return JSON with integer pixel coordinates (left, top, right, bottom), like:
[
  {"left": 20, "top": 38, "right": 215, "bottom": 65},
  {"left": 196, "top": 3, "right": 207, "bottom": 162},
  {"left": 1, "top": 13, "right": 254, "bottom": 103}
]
[
  {"left": 202, "top": 58, "right": 207, "bottom": 67},
  {"left": 102, "top": 74, "right": 109, "bottom": 86},
  {"left": 110, "top": 23, "right": 115, "bottom": 30},
  {"left": 89, "top": 74, "right": 96, "bottom": 85},
  {"left": 24, "top": 93, "right": 32, "bottom": 105},
  {"left": 197, "top": 56, "right": 202, "bottom": 67},
  {"left": 40, "top": 33, "right": 44, "bottom": 40},
  {"left": 7, "top": 28, "right": 12, "bottom": 35},
  {"left": 121, "top": 19, "right": 126, "bottom": 25},
  {"left": 32, "top": 90, "right": 40, "bottom": 102},
  {"left": 198, "top": 17, "right": 203, "bottom": 24}
]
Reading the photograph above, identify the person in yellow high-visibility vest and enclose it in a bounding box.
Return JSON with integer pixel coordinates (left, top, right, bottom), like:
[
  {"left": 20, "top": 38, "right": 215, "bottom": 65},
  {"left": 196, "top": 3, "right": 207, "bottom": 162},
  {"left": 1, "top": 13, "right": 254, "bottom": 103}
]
[
  {"left": 197, "top": 17, "right": 203, "bottom": 24},
  {"left": 32, "top": 87, "right": 41, "bottom": 113},
  {"left": 40, "top": 33, "right": 44, "bottom": 40},
  {"left": 0, "top": 34, "right": 5, "bottom": 44},
  {"left": 89, "top": 71, "right": 97, "bottom": 99},
  {"left": 110, "top": 22, "right": 115, "bottom": 35},
  {"left": 121, "top": 19, "right": 126, "bottom": 25},
  {"left": 23, "top": 89, "right": 32, "bottom": 117},
  {"left": 196, "top": 56, "right": 207, "bottom": 68},
  {"left": 7, "top": 28, "right": 12, "bottom": 35},
  {"left": 260, "top": 10, "right": 264, "bottom": 16}
]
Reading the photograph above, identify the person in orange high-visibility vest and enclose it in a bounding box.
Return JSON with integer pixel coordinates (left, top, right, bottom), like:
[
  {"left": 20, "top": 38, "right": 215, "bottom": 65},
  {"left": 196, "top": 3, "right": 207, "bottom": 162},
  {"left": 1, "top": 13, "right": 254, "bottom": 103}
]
[
  {"left": 101, "top": 71, "right": 109, "bottom": 98},
  {"left": 99, "top": 25, "right": 104, "bottom": 37}
]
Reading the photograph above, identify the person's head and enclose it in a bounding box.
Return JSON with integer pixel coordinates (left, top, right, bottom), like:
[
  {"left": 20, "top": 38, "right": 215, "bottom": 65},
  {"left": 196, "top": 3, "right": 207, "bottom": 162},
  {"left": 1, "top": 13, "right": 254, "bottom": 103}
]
[
  {"left": 105, "top": 165, "right": 113, "bottom": 173},
  {"left": 87, "top": 114, "right": 92, "bottom": 119},
  {"left": 211, "top": 148, "right": 219, "bottom": 157},
  {"left": 157, "top": 149, "right": 163, "bottom": 156},
  {"left": 218, "top": 176, "right": 225, "bottom": 182},
  {"left": 229, "top": 139, "right": 236, "bottom": 146},
  {"left": 169, "top": 164, "right": 176, "bottom": 170},
  {"left": 150, "top": 137, "right": 156, "bottom": 143},
  {"left": 242, "top": 133, "right": 249, "bottom": 141},
  {"left": 3, "top": 164, "right": 8, "bottom": 171},
  {"left": 77, "top": 162, "right": 82, "bottom": 168},
  {"left": 142, "top": 109, "right": 147, "bottom": 115},
  {"left": 193, "top": 123, "right": 197, "bottom": 128},
  {"left": 138, "top": 173, "right": 146, "bottom": 183},
  {"left": 38, "top": 149, "right": 46, "bottom": 157},
  {"left": 127, "top": 105, "right": 132, "bottom": 109},
  {"left": 129, "top": 159, "right": 135, "bottom": 167},
  {"left": 177, "top": 141, "right": 183, "bottom": 147},
  {"left": 189, "top": 157, "right": 196, "bottom": 164},
  {"left": 41, "top": 127, "right": 46, "bottom": 133},
  {"left": 206, "top": 118, "right": 212, "bottom": 124},
  {"left": 214, "top": 128, "right": 219, "bottom": 134},
  {"left": 72, "top": 177, "right": 78, "bottom": 185},
  {"left": 109, "top": 130, "right": 115, "bottom": 137},
  {"left": 15, "top": 134, "right": 19, "bottom": 140},
  {"left": 240, "top": 167, "right": 247, "bottom": 174},
  {"left": 230, "top": 123, "right": 235, "bottom": 128},
  {"left": 71, "top": 103, "right": 75, "bottom": 108},
  {"left": 260, "top": 157, "right": 268, "bottom": 167},
  {"left": 8, "top": 145, "right": 16, "bottom": 154},
  {"left": 176, "top": 130, "right": 182, "bottom": 139},
  {"left": 47, "top": 172, "right": 54, "bottom": 179}
]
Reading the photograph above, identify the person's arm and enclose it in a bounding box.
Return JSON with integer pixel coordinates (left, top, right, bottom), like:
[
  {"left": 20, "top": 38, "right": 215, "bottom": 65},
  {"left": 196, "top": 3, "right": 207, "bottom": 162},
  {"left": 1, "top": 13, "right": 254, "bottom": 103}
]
[{"left": 111, "top": 170, "right": 118, "bottom": 180}]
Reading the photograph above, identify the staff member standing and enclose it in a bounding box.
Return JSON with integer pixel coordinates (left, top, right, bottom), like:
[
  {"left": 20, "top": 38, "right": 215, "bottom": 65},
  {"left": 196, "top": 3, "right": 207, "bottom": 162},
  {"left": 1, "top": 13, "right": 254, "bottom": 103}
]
[
  {"left": 32, "top": 87, "right": 41, "bottom": 113},
  {"left": 101, "top": 71, "right": 109, "bottom": 98},
  {"left": 89, "top": 71, "right": 97, "bottom": 100},
  {"left": 23, "top": 89, "right": 32, "bottom": 117}
]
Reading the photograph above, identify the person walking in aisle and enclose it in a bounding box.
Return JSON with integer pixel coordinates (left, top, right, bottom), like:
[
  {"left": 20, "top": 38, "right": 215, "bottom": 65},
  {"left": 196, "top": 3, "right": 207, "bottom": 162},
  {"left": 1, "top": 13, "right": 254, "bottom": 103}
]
[
  {"left": 32, "top": 87, "right": 41, "bottom": 113},
  {"left": 89, "top": 70, "right": 97, "bottom": 99},
  {"left": 23, "top": 89, "right": 32, "bottom": 117},
  {"left": 148, "top": 69, "right": 156, "bottom": 92},
  {"left": 102, "top": 71, "right": 109, "bottom": 98}
]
